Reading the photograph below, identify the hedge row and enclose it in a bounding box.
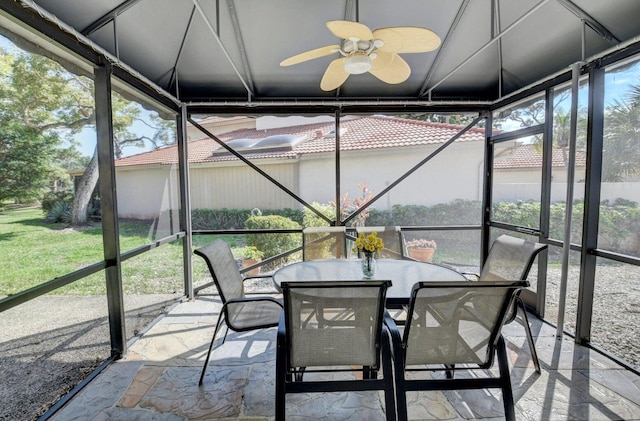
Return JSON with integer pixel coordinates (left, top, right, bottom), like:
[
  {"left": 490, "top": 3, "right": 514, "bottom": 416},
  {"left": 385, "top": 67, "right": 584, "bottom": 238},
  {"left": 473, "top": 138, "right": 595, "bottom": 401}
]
[
  {"left": 191, "top": 208, "right": 303, "bottom": 230},
  {"left": 192, "top": 198, "right": 639, "bottom": 254}
]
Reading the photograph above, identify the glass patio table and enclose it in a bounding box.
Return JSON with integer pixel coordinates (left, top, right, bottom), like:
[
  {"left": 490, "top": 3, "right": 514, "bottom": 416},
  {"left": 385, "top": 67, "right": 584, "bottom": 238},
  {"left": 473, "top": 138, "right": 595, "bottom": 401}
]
[{"left": 272, "top": 258, "right": 467, "bottom": 308}]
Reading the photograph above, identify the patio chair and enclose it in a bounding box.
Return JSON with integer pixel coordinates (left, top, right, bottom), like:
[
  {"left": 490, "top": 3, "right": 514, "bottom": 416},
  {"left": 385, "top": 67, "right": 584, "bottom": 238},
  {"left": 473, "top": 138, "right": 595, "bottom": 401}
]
[
  {"left": 388, "top": 280, "right": 529, "bottom": 421},
  {"left": 467, "top": 234, "right": 547, "bottom": 373},
  {"left": 356, "top": 226, "right": 405, "bottom": 259},
  {"left": 302, "top": 226, "right": 348, "bottom": 260},
  {"left": 275, "top": 280, "right": 396, "bottom": 421},
  {"left": 194, "top": 239, "right": 283, "bottom": 386}
]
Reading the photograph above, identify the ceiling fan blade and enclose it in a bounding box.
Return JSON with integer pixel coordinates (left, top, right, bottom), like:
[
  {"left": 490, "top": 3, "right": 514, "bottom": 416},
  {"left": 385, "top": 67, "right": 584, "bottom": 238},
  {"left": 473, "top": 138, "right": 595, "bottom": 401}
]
[
  {"left": 369, "top": 53, "right": 411, "bottom": 84},
  {"left": 373, "top": 27, "right": 441, "bottom": 53},
  {"left": 280, "top": 45, "right": 340, "bottom": 66},
  {"left": 327, "top": 20, "right": 373, "bottom": 40},
  {"left": 370, "top": 50, "right": 395, "bottom": 70},
  {"left": 320, "top": 58, "right": 350, "bottom": 91}
]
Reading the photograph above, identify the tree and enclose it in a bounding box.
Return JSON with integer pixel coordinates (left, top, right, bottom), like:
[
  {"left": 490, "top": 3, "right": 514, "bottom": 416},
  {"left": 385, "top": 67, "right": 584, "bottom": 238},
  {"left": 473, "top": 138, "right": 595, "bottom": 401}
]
[
  {"left": 603, "top": 93, "right": 640, "bottom": 181},
  {"left": 0, "top": 118, "right": 58, "bottom": 203},
  {"left": 0, "top": 43, "right": 175, "bottom": 223},
  {"left": 397, "top": 112, "right": 481, "bottom": 127}
]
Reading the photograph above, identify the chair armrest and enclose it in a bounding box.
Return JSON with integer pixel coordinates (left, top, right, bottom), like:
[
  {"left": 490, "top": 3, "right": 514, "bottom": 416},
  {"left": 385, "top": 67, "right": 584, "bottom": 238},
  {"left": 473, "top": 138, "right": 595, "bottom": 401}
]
[
  {"left": 277, "top": 310, "right": 286, "bottom": 339},
  {"left": 383, "top": 311, "right": 404, "bottom": 353},
  {"left": 242, "top": 273, "right": 279, "bottom": 294},
  {"left": 243, "top": 273, "right": 274, "bottom": 281},
  {"left": 226, "top": 296, "right": 283, "bottom": 307}
]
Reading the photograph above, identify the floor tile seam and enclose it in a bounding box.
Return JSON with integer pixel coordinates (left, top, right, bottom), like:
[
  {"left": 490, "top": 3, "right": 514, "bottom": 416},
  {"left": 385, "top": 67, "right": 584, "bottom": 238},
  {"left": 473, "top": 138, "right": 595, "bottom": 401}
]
[
  {"left": 576, "top": 367, "right": 640, "bottom": 408},
  {"left": 536, "top": 367, "right": 640, "bottom": 410}
]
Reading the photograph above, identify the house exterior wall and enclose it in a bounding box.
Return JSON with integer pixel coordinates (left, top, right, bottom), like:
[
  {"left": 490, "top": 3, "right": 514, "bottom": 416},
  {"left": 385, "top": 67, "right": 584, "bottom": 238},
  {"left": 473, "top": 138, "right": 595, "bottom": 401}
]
[
  {"left": 114, "top": 142, "right": 486, "bottom": 219},
  {"left": 189, "top": 161, "right": 300, "bottom": 211},
  {"left": 492, "top": 166, "right": 584, "bottom": 184},
  {"left": 115, "top": 166, "right": 181, "bottom": 229},
  {"left": 494, "top": 182, "right": 640, "bottom": 203},
  {"left": 114, "top": 144, "right": 639, "bottom": 220}
]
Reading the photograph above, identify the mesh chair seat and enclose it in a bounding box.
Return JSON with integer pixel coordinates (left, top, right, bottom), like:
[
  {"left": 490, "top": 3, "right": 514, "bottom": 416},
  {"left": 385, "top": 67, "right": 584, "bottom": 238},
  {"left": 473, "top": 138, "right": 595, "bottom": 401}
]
[{"left": 226, "top": 298, "right": 283, "bottom": 331}]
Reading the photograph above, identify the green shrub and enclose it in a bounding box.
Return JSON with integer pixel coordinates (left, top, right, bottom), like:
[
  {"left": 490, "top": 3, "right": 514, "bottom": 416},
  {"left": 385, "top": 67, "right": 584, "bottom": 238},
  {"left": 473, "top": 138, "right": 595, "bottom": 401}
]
[
  {"left": 45, "top": 201, "right": 72, "bottom": 224},
  {"left": 368, "top": 200, "right": 482, "bottom": 226},
  {"left": 303, "top": 202, "right": 336, "bottom": 227},
  {"left": 41, "top": 189, "right": 74, "bottom": 213},
  {"left": 245, "top": 213, "right": 301, "bottom": 264},
  {"left": 191, "top": 208, "right": 304, "bottom": 230}
]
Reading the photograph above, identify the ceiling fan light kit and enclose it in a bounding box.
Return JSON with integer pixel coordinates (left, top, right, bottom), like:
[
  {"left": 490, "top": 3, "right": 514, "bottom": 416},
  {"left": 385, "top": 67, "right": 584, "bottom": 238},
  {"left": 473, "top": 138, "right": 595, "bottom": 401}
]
[
  {"left": 344, "top": 53, "right": 372, "bottom": 74},
  {"left": 280, "top": 20, "right": 441, "bottom": 91}
]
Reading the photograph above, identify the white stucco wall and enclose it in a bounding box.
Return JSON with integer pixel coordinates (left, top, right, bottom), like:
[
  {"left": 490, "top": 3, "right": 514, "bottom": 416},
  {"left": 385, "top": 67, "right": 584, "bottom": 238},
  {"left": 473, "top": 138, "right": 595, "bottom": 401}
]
[
  {"left": 115, "top": 165, "right": 181, "bottom": 237},
  {"left": 494, "top": 182, "right": 640, "bottom": 203},
  {"left": 292, "top": 142, "right": 485, "bottom": 212},
  {"left": 189, "top": 160, "right": 300, "bottom": 211},
  {"left": 115, "top": 141, "right": 486, "bottom": 218}
]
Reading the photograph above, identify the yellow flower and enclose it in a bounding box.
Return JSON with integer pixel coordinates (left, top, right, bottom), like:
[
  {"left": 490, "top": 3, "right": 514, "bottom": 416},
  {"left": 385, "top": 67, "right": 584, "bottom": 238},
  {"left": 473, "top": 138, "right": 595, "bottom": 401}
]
[{"left": 355, "top": 231, "right": 384, "bottom": 254}]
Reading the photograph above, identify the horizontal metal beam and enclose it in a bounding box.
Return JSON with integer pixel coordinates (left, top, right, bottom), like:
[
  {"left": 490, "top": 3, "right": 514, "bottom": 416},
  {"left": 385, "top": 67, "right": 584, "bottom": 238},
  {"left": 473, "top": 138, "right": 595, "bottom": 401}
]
[{"left": 0, "top": 261, "right": 107, "bottom": 313}]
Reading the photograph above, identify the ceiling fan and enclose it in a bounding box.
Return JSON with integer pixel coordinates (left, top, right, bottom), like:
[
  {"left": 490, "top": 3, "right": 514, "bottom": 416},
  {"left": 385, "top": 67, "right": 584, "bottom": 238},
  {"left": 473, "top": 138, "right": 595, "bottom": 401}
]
[{"left": 280, "top": 20, "right": 441, "bottom": 91}]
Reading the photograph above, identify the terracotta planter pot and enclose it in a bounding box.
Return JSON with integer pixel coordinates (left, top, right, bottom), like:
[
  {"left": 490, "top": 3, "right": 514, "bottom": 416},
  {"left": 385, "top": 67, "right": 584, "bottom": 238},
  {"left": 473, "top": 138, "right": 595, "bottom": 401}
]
[
  {"left": 242, "top": 258, "right": 262, "bottom": 276},
  {"left": 408, "top": 247, "right": 435, "bottom": 263}
]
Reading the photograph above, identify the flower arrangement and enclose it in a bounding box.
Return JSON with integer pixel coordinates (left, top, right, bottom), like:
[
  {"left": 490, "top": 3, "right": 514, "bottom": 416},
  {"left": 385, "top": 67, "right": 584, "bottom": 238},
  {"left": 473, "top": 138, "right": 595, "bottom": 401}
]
[
  {"left": 405, "top": 238, "right": 437, "bottom": 249},
  {"left": 354, "top": 231, "right": 385, "bottom": 255}
]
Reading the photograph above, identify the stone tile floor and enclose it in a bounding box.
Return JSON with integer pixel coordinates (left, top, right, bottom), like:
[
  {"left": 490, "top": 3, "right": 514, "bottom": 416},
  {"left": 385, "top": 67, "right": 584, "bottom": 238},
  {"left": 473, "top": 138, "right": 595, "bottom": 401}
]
[{"left": 50, "top": 295, "right": 640, "bottom": 420}]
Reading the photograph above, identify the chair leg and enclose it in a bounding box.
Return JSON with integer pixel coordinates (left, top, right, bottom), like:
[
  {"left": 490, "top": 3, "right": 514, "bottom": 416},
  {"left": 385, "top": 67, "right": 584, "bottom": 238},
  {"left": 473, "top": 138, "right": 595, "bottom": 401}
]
[
  {"left": 199, "top": 312, "right": 226, "bottom": 386},
  {"left": 381, "top": 327, "right": 397, "bottom": 421},
  {"left": 496, "top": 335, "right": 516, "bottom": 421},
  {"left": 444, "top": 364, "right": 455, "bottom": 379},
  {"left": 275, "top": 318, "right": 286, "bottom": 421},
  {"left": 385, "top": 322, "right": 407, "bottom": 421},
  {"left": 515, "top": 297, "right": 541, "bottom": 373}
]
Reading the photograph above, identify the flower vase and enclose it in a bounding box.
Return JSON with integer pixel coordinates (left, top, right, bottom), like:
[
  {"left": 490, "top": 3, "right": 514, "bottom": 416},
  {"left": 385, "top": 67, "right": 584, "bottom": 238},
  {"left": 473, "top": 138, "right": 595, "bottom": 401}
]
[{"left": 361, "top": 251, "right": 377, "bottom": 278}]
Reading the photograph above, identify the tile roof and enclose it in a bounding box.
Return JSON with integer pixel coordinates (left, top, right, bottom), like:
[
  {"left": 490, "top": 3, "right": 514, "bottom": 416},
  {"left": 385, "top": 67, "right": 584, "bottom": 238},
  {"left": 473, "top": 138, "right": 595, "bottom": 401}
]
[
  {"left": 115, "top": 116, "right": 485, "bottom": 167},
  {"left": 493, "top": 144, "right": 587, "bottom": 169}
]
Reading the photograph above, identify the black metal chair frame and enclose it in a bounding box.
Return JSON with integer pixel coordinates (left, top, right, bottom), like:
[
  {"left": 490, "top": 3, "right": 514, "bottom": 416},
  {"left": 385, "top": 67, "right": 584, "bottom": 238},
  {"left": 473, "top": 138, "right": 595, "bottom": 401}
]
[
  {"left": 275, "top": 280, "right": 397, "bottom": 421},
  {"left": 386, "top": 280, "right": 528, "bottom": 421},
  {"left": 467, "top": 234, "right": 548, "bottom": 373},
  {"left": 194, "top": 240, "right": 283, "bottom": 386}
]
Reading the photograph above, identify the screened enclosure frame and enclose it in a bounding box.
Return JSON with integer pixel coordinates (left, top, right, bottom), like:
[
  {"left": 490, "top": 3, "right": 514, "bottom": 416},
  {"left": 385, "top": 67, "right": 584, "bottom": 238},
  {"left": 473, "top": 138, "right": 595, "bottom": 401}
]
[{"left": 1, "top": 0, "right": 640, "bottom": 386}]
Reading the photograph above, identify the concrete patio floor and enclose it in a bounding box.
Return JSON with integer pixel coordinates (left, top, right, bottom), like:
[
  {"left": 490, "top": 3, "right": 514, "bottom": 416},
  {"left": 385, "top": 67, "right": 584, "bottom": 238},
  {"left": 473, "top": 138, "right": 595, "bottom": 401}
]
[{"left": 49, "top": 295, "right": 640, "bottom": 421}]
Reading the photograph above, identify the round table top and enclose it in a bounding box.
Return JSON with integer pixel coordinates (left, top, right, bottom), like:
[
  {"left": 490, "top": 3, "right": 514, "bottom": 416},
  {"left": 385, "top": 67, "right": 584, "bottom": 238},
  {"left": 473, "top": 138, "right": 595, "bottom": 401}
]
[{"left": 273, "top": 258, "right": 467, "bottom": 305}]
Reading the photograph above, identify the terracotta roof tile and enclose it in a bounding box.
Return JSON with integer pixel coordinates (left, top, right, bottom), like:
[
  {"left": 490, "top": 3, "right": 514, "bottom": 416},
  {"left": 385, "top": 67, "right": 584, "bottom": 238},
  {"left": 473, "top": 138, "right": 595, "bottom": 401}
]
[
  {"left": 494, "top": 144, "right": 586, "bottom": 169},
  {"left": 116, "top": 116, "right": 485, "bottom": 167}
]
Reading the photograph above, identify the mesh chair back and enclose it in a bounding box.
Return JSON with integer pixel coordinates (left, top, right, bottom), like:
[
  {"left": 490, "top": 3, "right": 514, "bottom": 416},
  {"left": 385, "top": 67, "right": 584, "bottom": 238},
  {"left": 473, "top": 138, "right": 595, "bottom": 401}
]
[
  {"left": 480, "top": 235, "right": 547, "bottom": 282},
  {"left": 302, "top": 226, "right": 347, "bottom": 260},
  {"left": 194, "top": 239, "right": 245, "bottom": 303},
  {"left": 356, "top": 226, "right": 404, "bottom": 259},
  {"left": 281, "top": 280, "right": 391, "bottom": 369},
  {"left": 403, "top": 281, "right": 527, "bottom": 367}
]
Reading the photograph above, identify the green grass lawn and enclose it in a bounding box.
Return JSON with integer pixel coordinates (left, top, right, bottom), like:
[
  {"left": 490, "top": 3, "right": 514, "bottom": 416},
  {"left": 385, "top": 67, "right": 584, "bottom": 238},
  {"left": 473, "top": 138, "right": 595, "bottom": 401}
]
[
  {"left": 0, "top": 206, "right": 244, "bottom": 296},
  {"left": 1, "top": 206, "right": 482, "bottom": 297}
]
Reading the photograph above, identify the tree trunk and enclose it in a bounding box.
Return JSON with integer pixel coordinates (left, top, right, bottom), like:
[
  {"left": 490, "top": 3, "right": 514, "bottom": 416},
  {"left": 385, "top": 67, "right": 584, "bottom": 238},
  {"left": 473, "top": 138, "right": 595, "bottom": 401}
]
[{"left": 71, "top": 149, "right": 99, "bottom": 226}]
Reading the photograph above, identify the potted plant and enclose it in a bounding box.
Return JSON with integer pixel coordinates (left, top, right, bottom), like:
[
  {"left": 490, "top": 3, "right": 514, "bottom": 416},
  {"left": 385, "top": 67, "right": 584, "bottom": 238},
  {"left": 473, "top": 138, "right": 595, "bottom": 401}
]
[
  {"left": 238, "top": 246, "right": 264, "bottom": 275},
  {"left": 405, "top": 238, "right": 437, "bottom": 263}
]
